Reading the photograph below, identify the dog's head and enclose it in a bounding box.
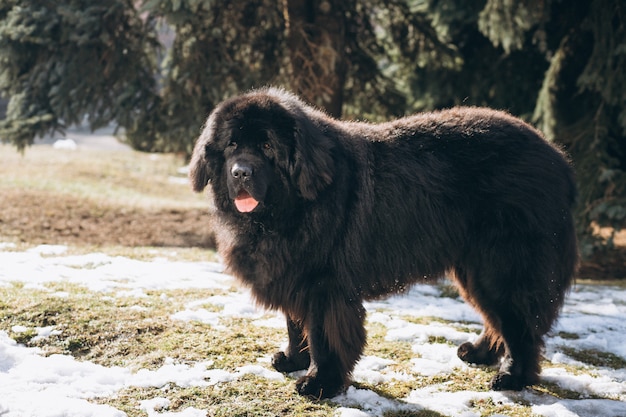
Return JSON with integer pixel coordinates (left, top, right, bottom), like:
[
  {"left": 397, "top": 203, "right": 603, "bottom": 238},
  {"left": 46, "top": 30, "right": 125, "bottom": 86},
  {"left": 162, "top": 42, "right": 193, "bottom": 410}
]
[{"left": 189, "top": 88, "right": 336, "bottom": 215}]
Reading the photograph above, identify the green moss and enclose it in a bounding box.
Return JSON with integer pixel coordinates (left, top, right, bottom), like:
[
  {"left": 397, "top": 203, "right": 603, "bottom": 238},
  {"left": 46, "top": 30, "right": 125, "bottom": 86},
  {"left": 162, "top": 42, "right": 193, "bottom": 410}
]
[{"left": 561, "top": 347, "right": 626, "bottom": 369}]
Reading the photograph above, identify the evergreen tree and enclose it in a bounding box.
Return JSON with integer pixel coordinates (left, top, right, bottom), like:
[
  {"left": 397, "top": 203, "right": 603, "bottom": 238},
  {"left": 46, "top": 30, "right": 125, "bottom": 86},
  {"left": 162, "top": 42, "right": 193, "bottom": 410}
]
[
  {"left": 532, "top": 0, "right": 626, "bottom": 265},
  {"left": 0, "top": 0, "right": 159, "bottom": 151},
  {"left": 0, "top": 0, "right": 452, "bottom": 153},
  {"left": 403, "top": 0, "right": 625, "bottom": 269}
]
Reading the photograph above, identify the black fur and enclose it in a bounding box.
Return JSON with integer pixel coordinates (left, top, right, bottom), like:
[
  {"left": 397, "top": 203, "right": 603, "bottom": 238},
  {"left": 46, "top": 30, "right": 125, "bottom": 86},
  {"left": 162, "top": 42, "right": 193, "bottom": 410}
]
[{"left": 189, "top": 88, "right": 578, "bottom": 398}]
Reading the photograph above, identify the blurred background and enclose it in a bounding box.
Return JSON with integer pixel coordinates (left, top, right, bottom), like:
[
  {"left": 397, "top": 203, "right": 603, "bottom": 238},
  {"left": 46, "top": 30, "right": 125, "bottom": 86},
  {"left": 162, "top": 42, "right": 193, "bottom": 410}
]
[{"left": 0, "top": 0, "right": 624, "bottom": 278}]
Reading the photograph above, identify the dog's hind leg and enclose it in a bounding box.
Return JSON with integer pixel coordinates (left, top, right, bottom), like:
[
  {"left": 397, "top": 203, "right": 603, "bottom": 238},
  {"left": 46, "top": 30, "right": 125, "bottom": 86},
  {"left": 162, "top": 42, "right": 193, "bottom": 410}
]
[
  {"left": 489, "top": 308, "right": 543, "bottom": 391},
  {"left": 487, "top": 240, "right": 572, "bottom": 390},
  {"left": 452, "top": 259, "right": 546, "bottom": 390},
  {"left": 458, "top": 293, "right": 542, "bottom": 390},
  {"left": 452, "top": 268, "right": 505, "bottom": 366}
]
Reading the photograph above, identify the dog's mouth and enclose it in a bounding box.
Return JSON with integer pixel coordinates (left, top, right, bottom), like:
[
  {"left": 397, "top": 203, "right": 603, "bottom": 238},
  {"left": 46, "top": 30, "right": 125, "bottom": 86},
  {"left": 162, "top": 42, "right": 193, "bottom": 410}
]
[{"left": 234, "top": 190, "right": 259, "bottom": 213}]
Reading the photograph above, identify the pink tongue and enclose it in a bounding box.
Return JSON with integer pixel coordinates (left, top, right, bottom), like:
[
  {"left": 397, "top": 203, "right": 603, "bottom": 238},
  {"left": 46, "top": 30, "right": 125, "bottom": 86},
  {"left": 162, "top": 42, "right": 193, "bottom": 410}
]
[{"left": 234, "top": 192, "right": 259, "bottom": 213}]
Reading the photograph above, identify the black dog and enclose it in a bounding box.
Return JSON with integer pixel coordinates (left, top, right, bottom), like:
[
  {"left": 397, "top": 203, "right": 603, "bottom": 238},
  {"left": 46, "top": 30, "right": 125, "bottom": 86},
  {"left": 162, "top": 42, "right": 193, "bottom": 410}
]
[{"left": 189, "top": 88, "right": 578, "bottom": 399}]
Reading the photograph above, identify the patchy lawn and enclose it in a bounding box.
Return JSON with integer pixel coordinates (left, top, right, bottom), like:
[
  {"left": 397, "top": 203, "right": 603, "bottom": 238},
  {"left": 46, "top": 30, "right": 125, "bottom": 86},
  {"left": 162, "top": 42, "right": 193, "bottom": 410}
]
[{"left": 0, "top": 245, "right": 625, "bottom": 416}]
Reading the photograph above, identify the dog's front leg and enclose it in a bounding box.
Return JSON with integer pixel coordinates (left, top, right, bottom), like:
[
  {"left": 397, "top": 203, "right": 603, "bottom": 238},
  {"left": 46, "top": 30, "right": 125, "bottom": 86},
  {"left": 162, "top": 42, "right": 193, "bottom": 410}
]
[
  {"left": 272, "top": 314, "right": 311, "bottom": 372},
  {"left": 295, "top": 291, "right": 366, "bottom": 399}
]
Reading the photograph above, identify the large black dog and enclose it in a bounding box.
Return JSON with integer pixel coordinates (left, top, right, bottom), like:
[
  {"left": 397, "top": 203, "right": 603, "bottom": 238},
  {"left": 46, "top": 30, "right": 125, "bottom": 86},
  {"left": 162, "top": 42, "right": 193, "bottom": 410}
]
[{"left": 189, "top": 88, "right": 578, "bottom": 399}]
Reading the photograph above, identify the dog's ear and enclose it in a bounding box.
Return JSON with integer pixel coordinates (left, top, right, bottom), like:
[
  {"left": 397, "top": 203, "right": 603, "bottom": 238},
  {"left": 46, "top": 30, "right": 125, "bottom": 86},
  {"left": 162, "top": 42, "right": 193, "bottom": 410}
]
[
  {"left": 291, "top": 115, "right": 335, "bottom": 200},
  {"left": 188, "top": 143, "right": 210, "bottom": 192},
  {"left": 188, "top": 118, "right": 215, "bottom": 192}
]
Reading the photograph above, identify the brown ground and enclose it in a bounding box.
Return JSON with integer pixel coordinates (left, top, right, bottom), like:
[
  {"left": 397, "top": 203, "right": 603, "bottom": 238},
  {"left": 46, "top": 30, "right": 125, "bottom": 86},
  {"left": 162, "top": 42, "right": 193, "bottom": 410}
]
[
  {"left": 581, "top": 226, "right": 626, "bottom": 279},
  {"left": 0, "top": 189, "right": 215, "bottom": 248},
  {"left": 0, "top": 143, "right": 217, "bottom": 251}
]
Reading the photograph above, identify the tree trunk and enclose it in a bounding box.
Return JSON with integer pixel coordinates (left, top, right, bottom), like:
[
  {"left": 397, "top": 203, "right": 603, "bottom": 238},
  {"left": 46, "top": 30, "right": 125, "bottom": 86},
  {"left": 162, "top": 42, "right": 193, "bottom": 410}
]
[{"left": 284, "top": 0, "right": 347, "bottom": 117}]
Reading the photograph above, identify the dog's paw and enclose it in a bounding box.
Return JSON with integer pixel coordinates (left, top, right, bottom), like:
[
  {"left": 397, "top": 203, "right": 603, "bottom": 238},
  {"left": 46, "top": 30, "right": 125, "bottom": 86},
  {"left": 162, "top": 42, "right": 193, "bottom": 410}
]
[
  {"left": 457, "top": 342, "right": 499, "bottom": 366},
  {"left": 271, "top": 351, "right": 309, "bottom": 373},
  {"left": 457, "top": 342, "right": 478, "bottom": 363},
  {"left": 295, "top": 374, "right": 344, "bottom": 399},
  {"left": 490, "top": 372, "right": 527, "bottom": 391}
]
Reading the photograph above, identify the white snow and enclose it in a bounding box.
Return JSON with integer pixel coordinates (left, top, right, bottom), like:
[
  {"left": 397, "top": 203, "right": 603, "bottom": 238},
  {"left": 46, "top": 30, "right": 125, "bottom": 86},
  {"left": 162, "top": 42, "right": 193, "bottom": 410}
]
[
  {"left": 139, "top": 397, "right": 206, "bottom": 417},
  {"left": 52, "top": 139, "right": 78, "bottom": 150},
  {"left": 1, "top": 244, "right": 625, "bottom": 416},
  {"left": 405, "top": 384, "right": 515, "bottom": 416}
]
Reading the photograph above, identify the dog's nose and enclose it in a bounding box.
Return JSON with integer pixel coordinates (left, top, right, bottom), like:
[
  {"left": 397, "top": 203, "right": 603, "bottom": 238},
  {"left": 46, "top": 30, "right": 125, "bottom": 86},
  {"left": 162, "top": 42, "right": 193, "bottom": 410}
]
[{"left": 231, "top": 163, "right": 253, "bottom": 179}]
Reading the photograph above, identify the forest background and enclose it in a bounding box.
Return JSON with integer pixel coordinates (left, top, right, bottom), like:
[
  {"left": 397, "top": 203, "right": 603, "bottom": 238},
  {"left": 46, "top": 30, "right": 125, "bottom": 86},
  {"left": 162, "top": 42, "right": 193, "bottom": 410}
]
[{"left": 0, "top": 0, "right": 624, "bottom": 276}]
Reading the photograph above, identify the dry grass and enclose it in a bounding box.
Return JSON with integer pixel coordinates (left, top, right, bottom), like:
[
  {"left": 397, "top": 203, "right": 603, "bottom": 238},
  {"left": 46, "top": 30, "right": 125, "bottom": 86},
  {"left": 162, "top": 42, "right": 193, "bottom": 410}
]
[
  {"left": 0, "top": 144, "right": 215, "bottom": 250},
  {"left": 1, "top": 144, "right": 202, "bottom": 208}
]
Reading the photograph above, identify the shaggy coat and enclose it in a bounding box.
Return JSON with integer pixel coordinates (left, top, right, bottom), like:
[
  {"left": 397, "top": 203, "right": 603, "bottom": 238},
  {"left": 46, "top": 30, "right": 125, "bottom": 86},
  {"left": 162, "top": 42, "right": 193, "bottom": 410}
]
[{"left": 189, "top": 88, "right": 578, "bottom": 399}]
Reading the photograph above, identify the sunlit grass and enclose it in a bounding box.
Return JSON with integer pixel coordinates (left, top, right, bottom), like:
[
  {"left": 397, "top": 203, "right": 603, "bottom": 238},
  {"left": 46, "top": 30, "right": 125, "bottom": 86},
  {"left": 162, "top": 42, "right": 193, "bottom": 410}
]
[{"left": 0, "top": 144, "right": 205, "bottom": 209}]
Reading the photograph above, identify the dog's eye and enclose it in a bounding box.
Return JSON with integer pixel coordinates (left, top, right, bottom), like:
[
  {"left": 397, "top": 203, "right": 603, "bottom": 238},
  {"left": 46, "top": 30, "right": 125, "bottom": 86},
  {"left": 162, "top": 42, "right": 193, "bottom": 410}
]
[
  {"left": 227, "top": 141, "right": 237, "bottom": 149},
  {"left": 262, "top": 142, "right": 271, "bottom": 150}
]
